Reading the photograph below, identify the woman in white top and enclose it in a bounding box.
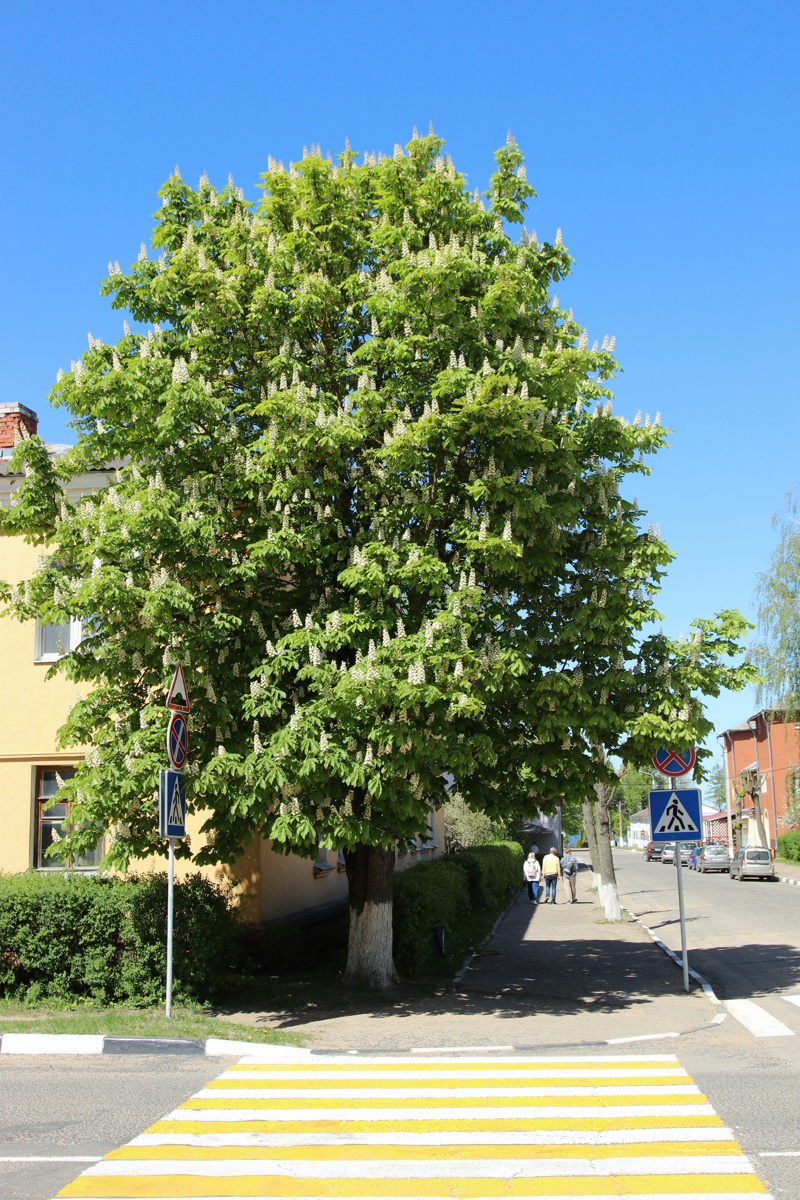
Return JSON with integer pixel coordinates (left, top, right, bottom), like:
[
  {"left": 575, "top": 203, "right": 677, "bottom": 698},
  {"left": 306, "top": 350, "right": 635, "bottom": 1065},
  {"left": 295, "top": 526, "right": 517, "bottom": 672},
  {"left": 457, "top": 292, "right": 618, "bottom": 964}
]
[{"left": 523, "top": 852, "right": 542, "bottom": 905}]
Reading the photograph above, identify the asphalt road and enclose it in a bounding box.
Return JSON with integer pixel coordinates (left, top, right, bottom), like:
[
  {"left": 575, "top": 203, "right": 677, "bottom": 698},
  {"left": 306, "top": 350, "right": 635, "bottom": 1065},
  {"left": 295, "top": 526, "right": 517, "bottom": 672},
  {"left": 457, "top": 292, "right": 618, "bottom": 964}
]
[
  {"left": 616, "top": 850, "right": 800, "bottom": 1199},
  {"left": 616, "top": 850, "right": 800, "bottom": 1003},
  {"left": 0, "top": 1055, "right": 234, "bottom": 1200}
]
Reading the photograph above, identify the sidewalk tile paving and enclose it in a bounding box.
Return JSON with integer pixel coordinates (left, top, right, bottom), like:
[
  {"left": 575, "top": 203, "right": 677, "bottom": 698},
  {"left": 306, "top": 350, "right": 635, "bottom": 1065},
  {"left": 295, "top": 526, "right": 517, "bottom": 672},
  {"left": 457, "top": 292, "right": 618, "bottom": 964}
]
[{"left": 56, "top": 1053, "right": 771, "bottom": 1199}]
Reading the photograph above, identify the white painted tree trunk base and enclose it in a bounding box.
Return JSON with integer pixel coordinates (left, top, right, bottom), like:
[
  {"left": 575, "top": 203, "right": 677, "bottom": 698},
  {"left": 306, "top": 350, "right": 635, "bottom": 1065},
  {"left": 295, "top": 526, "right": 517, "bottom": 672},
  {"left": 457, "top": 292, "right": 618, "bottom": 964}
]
[
  {"left": 343, "top": 899, "right": 398, "bottom": 990},
  {"left": 598, "top": 879, "right": 623, "bottom": 921}
]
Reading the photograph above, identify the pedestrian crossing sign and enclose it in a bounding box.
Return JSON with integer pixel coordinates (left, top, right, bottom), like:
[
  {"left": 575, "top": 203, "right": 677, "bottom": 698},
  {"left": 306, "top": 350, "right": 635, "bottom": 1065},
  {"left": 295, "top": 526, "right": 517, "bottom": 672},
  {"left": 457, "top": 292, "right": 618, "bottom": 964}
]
[
  {"left": 158, "top": 769, "right": 186, "bottom": 838},
  {"left": 649, "top": 788, "right": 702, "bottom": 841}
]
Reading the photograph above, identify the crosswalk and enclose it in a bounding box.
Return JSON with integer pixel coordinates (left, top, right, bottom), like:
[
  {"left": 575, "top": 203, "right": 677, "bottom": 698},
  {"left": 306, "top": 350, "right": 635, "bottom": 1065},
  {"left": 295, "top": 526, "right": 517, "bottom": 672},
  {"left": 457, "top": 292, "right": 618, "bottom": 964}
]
[
  {"left": 724, "top": 993, "right": 800, "bottom": 1038},
  {"left": 55, "top": 1053, "right": 770, "bottom": 1199}
]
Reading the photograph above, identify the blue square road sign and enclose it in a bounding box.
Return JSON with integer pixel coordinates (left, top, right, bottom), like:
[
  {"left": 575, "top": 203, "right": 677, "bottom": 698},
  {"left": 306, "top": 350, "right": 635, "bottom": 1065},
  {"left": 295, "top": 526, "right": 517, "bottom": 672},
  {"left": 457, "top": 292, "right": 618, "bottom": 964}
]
[
  {"left": 649, "top": 789, "right": 702, "bottom": 842},
  {"left": 159, "top": 769, "right": 186, "bottom": 839}
]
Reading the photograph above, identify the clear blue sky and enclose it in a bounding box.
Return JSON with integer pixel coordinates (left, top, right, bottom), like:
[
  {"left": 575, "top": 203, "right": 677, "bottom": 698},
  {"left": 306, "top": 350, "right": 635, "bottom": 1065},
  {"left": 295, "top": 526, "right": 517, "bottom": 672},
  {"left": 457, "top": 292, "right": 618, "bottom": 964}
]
[{"left": 3, "top": 1, "right": 798, "bottom": 763}]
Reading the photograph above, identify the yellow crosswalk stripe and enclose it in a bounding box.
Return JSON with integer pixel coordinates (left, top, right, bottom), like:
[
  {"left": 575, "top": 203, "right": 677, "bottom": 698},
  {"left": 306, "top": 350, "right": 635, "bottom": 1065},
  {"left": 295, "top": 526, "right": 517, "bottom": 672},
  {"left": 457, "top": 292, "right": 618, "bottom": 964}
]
[
  {"left": 56, "top": 1055, "right": 769, "bottom": 1199},
  {"left": 57, "top": 1176, "right": 768, "bottom": 1197}
]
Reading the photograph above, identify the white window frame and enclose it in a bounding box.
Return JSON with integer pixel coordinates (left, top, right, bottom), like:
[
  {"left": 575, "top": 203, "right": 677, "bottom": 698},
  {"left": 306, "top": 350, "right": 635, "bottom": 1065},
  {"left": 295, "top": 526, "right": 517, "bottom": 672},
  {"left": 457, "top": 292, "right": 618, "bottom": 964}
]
[
  {"left": 34, "top": 766, "right": 104, "bottom": 872},
  {"left": 34, "top": 617, "right": 82, "bottom": 663}
]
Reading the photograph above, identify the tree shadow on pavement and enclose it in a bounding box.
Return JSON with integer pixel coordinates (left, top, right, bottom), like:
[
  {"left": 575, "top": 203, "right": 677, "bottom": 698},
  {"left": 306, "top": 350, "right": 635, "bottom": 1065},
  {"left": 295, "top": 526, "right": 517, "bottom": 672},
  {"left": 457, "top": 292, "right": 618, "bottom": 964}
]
[
  {"left": 209, "top": 899, "right": 671, "bottom": 1031},
  {"left": 215, "top": 895, "right": 800, "bottom": 1035}
]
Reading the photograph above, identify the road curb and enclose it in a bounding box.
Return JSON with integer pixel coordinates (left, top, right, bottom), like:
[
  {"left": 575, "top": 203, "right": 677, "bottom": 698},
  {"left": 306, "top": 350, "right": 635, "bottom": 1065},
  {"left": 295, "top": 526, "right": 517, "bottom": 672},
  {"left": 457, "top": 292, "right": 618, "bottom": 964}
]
[
  {"left": 778, "top": 875, "right": 800, "bottom": 886},
  {"left": 0, "top": 1021, "right": 732, "bottom": 1057},
  {"left": 622, "top": 905, "right": 726, "bottom": 1017},
  {"left": 0, "top": 1033, "right": 302, "bottom": 1057}
]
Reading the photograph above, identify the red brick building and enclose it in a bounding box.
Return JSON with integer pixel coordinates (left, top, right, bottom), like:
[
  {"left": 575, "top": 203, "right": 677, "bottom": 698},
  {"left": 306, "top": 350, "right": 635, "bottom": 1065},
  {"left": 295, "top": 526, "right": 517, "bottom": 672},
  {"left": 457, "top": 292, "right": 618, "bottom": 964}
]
[{"left": 717, "top": 710, "right": 800, "bottom": 850}]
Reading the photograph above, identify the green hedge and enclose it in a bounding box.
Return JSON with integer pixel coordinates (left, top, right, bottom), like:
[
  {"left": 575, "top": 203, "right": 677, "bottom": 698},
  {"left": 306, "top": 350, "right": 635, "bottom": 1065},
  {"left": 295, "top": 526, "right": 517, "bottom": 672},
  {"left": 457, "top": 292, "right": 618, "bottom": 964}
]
[
  {"left": 448, "top": 841, "right": 525, "bottom": 910},
  {"left": 777, "top": 830, "right": 800, "bottom": 862},
  {"left": 0, "top": 872, "right": 240, "bottom": 1005},
  {"left": 392, "top": 859, "right": 469, "bottom": 976},
  {"left": 392, "top": 840, "right": 523, "bottom": 977}
]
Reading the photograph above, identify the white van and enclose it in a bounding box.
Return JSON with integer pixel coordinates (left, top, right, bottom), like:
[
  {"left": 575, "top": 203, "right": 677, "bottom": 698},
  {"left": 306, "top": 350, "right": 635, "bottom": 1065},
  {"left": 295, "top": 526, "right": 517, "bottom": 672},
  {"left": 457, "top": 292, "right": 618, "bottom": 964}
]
[{"left": 729, "top": 848, "right": 776, "bottom": 882}]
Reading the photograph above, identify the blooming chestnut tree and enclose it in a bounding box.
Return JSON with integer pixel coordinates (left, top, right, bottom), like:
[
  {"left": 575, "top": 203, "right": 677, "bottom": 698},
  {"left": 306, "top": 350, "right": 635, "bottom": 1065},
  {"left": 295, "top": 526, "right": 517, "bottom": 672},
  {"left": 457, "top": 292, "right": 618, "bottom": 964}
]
[{"left": 1, "top": 131, "right": 740, "bottom": 987}]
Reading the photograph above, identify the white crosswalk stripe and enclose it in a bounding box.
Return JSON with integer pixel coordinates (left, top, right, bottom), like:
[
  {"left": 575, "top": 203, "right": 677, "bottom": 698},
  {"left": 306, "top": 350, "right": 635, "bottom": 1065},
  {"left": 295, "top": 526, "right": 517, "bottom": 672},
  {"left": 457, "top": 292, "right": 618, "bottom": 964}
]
[
  {"left": 724, "top": 999, "right": 796, "bottom": 1038},
  {"left": 54, "top": 1053, "right": 772, "bottom": 1199}
]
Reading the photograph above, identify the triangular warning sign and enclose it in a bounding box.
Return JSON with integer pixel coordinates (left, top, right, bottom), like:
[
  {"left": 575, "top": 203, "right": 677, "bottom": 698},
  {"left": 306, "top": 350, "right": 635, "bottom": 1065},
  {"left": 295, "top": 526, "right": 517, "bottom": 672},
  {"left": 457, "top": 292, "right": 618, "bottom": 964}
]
[
  {"left": 167, "top": 777, "right": 184, "bottom": 830},
  {"left": 654, "top": 794, "right": 699, "bottom": 835},
  {"left": 166, "top": 663, "right": 190, "bottom": 713}
]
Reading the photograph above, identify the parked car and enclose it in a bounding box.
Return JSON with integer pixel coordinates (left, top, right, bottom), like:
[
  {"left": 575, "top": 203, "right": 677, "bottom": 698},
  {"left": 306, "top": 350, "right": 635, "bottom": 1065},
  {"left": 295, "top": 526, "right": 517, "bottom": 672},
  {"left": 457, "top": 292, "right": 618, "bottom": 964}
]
[
  {"left": 730, "top": 847, "right": 776, "bottom": 881},
  {"left": 696, "top": 844, "right": 731, "bottom": 874},
  {"left": 662, "top": 841, "right": 697, "bottom": 865},
  {"left": 644, "top": 841, "right": 663, "bottom": 862}
]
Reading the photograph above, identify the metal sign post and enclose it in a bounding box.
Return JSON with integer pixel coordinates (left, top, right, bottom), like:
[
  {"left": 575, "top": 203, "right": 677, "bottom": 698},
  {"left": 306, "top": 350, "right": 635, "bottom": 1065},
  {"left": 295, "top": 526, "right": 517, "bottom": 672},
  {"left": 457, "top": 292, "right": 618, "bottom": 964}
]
[
  {"left": 159, "top": 768, "right": 186, "bottom": 1018},
  {"left": 649, "top": 783, "right": 700, "bottom": 993},
  {"left": 166, "top": 836, "right": 175, "bottom": 1018},
  {"left": 672, "top": 781, "right": 690, "bottom": 993},
  {"left": 161, "top": 664, "right": 189, "bottom": 1019}
]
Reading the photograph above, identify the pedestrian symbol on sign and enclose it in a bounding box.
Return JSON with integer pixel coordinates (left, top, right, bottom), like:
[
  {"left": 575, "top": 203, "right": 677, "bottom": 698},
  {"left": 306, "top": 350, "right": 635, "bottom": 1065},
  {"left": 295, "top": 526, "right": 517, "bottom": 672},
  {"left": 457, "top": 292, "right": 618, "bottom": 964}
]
[
  {"left": 654, "top": 794, "right": 699, "bottom": 835},
  {"left": 167, "top": 779, "right": 184, "bottom": 830}
]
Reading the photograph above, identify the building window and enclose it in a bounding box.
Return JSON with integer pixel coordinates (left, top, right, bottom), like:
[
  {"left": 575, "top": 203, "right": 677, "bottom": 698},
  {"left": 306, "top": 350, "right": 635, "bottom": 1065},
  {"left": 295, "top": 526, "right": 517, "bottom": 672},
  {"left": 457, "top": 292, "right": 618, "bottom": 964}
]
[
  {"left": 420, "top": 802, "right": 438, "bottom": 853},
  {"left": 34, "top": 619, "right": 82, "bottom": 662},
  {"left": 313, "top": 841, "right": 334, "bottom": 878},
  {"left": 35, "top": 768, "right": 103, "bottom": 870}
]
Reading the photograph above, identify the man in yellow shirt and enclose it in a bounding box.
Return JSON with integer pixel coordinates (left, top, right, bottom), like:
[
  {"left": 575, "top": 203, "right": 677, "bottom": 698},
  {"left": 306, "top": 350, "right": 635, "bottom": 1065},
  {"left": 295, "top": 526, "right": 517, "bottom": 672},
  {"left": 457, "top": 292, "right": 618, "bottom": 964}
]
[{"left": 541, "top": 847, "right": 562, "bottom": 904}]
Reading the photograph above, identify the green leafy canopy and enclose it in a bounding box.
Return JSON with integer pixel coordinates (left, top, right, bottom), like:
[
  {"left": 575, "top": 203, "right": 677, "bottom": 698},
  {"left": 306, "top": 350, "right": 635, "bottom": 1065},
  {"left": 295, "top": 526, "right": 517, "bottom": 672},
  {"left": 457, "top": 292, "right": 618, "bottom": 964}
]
[{"left": 0, "top": 131, "right": 754, "bottom": 869}]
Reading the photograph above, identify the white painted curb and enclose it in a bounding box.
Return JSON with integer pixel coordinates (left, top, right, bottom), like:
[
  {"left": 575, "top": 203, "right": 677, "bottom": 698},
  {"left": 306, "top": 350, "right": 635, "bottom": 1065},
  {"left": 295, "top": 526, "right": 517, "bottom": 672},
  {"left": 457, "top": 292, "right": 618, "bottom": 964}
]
[
  {"left": 0, "top": 1033, "right": 105, "bottom": 1055},
  {"left": 0, "top": 1033, "right": 308, "bottom": 1057}
]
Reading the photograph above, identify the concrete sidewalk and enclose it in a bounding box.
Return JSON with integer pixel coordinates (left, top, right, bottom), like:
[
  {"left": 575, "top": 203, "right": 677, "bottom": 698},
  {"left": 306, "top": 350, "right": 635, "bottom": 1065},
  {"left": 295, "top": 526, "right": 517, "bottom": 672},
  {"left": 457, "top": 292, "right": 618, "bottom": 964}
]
[{"left": 222, "top": 860, "right": 715, "bottom": 1051}]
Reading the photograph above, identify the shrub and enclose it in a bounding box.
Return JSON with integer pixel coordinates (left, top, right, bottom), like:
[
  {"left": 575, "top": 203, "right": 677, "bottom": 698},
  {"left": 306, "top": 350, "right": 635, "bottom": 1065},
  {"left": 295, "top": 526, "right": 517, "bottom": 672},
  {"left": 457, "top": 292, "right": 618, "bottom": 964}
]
[
  {"left": 448, "top": 841, "right": 524, "bottom": 910},
  {"left": 0, "top": 871, "right": 240, "bottom": 1005},
  {"left": 392, "top": 859, "right": 470, "bottom": 977},
  {"left": 391, "top": 840, "right": 523, "bottom": 977},
  {"left": 777, "top": 830, "right": 800, "bottom": 863}
]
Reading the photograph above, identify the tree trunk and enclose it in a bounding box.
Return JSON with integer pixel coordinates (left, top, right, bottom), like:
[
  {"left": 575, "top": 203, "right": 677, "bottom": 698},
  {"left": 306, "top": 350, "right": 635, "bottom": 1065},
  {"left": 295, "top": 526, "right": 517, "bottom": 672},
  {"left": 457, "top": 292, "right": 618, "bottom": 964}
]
[
  {"left": 734, "top": 795, "right": 743, "bottom": 850},
  {"left": 594, "top": 783, "right": 623, "bottom": 921},
  {"left": 582, "top": 799, "right": 600, "bottom": 886},
  {"left": 342, "top": 843, "right": 399, "bottom": 989},
  {"left": 751, "top": 789, "right": 769, "bottom": 850}
]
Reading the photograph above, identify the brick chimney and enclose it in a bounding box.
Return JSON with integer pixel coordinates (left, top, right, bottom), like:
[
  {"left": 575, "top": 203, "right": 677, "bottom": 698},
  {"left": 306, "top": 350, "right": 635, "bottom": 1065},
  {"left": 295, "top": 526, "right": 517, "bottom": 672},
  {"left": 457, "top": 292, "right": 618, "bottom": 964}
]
[{"left": 0, "top": 403, "right": 38, "bottom": 449}]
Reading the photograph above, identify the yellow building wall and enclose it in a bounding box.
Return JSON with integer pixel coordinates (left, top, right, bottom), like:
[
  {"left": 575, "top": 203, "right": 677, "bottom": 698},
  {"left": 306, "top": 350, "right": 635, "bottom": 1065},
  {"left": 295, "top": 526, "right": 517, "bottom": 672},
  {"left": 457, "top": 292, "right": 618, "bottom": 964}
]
[
  {"left": 258, "top": 813, "right": 446, "bottom": 924},
  {"left": 1, "top": 528, "right": 446, "bottom": 921},
  {"left": 0, "top": 536, "right": 85, "bottom": 874}
]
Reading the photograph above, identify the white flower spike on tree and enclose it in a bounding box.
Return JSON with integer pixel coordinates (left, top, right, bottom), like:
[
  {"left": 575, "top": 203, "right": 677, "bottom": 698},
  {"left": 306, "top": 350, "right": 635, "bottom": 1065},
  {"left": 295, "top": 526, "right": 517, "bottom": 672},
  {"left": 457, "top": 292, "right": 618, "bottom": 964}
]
[{"left": 0, "top": 133, "right": 754, "bottom": 985}]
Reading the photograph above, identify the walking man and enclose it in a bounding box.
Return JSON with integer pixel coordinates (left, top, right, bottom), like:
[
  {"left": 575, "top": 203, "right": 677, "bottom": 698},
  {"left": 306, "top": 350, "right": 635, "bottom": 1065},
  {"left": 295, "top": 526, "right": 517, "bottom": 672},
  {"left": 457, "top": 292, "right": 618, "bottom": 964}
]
[
  {"left": 541, "top": 846, "right": 561, "bottom": 904},
  {"left": 560, "top": 846, "right": 579, "bottom": 903}
]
